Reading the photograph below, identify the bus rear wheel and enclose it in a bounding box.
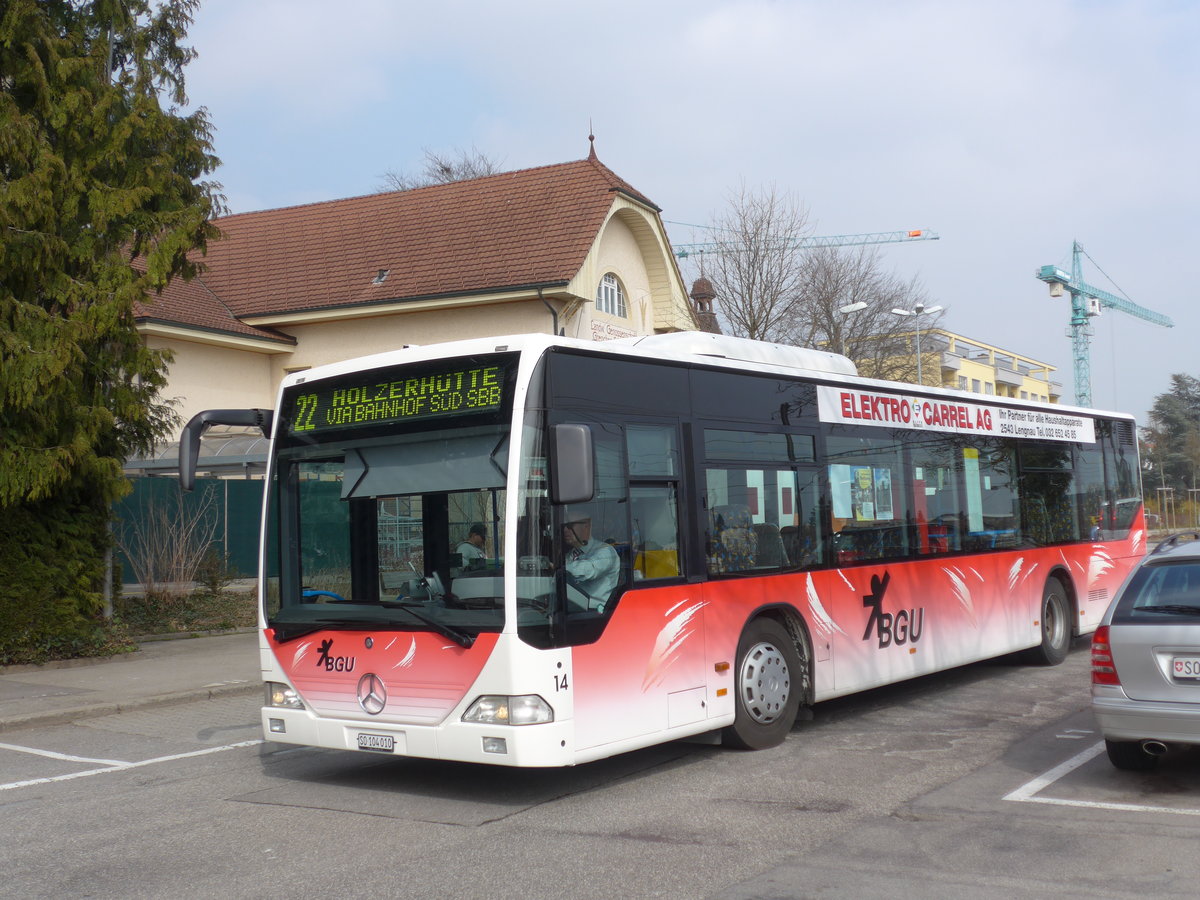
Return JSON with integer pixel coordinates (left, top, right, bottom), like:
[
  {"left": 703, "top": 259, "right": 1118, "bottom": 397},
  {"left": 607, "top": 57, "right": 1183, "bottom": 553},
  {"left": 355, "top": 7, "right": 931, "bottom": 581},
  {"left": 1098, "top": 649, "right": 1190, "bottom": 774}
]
[
  {"left": 724, "top": 619, "right": 802, "bottom": 750},
  {"left": 1024, "top": 577, "right": 1072, "bottom": 666}
]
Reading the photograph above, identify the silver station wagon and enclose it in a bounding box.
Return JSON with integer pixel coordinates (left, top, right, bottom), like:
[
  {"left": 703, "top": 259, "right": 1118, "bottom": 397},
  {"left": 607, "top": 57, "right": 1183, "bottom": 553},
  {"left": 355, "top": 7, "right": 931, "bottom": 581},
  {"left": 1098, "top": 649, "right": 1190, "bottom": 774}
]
[{"left": 1092, "top": 532, "right": 1200, "bottom": 770}]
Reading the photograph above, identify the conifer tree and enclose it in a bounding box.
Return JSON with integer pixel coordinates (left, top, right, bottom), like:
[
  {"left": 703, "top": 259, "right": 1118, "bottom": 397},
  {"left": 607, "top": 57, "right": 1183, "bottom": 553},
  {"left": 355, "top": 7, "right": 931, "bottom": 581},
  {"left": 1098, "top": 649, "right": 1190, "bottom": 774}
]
[{"left": 0, "top": 0, "right": 221, "bottom": 660}]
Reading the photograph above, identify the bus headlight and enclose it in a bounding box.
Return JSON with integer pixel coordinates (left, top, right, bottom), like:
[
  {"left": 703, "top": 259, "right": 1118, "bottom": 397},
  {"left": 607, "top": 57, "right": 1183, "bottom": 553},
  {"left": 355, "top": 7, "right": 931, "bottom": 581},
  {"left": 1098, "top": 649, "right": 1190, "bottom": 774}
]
[
  {"left": 462, "top": 694, "right": 554, "bottom": 725},
  {"left": 266, "top": 682, "right": 305, "bottom": 709}
]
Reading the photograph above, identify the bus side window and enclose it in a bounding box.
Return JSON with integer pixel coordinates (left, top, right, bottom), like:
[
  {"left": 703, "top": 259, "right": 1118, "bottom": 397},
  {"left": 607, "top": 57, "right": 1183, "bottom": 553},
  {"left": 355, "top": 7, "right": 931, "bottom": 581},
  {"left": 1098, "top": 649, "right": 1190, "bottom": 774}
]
[
  {"left": 827, "top": 433, "right": 910, "bottom": 563},
  {"left": 631, "top": 485, "right": 681, "bottom": 579},
  {"left": 781, "top": 469, "right": 822, "bottom": 569},
  {"left": 704, "top": 467, "right": 807, "bottom": 574},
  {"left": 1018, "top": 442, "right": 1078, "bottom": 545},
  {"left": 625, "top": 424, "right": 681, "bottom": 582},
  {"left": 705, "top": 468, "right": 749, "bottom": 574},
  {"left": 583, "top": 423, "right": 631, "bottom": 599}
]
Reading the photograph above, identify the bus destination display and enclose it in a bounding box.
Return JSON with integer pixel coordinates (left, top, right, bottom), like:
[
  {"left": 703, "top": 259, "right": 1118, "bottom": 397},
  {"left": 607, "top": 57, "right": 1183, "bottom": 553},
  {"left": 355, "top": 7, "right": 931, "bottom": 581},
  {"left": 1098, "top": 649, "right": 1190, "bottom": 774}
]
[{"left": 289, "top": 362, "right": 507, "bottom": 434}]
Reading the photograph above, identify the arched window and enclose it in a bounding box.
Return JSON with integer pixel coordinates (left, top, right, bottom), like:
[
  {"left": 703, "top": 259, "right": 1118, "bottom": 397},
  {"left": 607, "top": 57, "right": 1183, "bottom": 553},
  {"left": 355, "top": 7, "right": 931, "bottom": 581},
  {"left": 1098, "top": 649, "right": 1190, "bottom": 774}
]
[{"left": 596, "top": 273, "right": 627, "bottom": 318}]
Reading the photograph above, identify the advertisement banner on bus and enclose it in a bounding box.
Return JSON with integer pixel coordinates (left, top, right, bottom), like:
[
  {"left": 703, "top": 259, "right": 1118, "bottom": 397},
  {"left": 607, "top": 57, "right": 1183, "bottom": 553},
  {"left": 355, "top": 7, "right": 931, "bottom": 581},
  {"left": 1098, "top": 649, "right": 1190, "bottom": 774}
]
[{"left": 816, "top": 385, "right": 1095, "bottom": 444}]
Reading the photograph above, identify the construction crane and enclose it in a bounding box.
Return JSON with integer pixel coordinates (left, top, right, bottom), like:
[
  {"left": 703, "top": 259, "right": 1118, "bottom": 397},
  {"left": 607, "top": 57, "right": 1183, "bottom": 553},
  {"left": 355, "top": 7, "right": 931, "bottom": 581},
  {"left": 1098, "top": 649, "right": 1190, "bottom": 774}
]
[
  {"left": 670, "top": 228, "right": 939, "bottom": 259},
  {"left": 1036, "top": 241, "right": 1173, "bottom": 408}
]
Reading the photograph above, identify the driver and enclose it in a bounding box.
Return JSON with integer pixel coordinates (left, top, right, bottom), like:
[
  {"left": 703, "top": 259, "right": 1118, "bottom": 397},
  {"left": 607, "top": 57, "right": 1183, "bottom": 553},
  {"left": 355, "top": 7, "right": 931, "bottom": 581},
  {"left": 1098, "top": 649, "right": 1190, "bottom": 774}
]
[
  {"left": 455, "top": 523, "right": 487, "bottom": 567},
  {"left": 562, "top": 511, "right": 620, "bottom": 610}
]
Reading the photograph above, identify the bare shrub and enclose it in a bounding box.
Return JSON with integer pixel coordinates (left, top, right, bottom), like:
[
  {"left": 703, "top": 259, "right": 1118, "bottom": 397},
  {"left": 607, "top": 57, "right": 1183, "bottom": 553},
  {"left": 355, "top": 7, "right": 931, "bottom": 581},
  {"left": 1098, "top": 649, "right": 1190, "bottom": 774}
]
[
  {"left": 118, "top": 485, "right": 219, "bottom": 603},
  {"left": 194, "top": 545, "right": 235, "bottom": 595}
]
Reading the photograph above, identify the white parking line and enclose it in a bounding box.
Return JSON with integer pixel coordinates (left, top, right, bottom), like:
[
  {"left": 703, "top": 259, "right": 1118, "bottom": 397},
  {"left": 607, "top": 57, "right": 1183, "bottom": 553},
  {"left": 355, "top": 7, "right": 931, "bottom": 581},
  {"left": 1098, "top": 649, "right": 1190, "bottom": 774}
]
[
  {"left": 1004, "top": 740, "right": 1200, "bottom": 817},
  {"left": 0, "top": 740, "right": 263, "bottom": 792},
  {"left": 0, "top": 740, "right": 128, "bottom": 767}
]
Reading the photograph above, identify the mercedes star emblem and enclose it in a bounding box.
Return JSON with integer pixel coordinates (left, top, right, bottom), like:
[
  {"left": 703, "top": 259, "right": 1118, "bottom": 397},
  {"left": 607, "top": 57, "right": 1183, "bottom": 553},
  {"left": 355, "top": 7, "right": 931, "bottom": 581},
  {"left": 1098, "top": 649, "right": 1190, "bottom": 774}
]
[{"left": 357, "top": 673, "right": 387, "bottom": 715}]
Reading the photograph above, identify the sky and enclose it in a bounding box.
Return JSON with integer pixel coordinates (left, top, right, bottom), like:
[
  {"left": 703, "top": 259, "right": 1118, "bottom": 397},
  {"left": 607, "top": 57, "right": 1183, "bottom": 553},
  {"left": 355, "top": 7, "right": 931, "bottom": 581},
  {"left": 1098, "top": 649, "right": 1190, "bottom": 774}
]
[{"left": 182, "top": 0, "right": 1199, "bottom": 427}]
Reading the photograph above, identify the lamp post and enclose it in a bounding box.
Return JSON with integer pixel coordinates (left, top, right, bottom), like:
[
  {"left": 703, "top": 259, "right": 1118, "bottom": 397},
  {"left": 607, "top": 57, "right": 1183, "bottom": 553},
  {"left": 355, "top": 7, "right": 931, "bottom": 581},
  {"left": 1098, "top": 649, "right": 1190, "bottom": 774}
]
[
  {"left": 890, "top": 302, "right": 943, "bottom": 385},
  {"left": 837, "top": 301, "right": 868, "bottom": 357}
]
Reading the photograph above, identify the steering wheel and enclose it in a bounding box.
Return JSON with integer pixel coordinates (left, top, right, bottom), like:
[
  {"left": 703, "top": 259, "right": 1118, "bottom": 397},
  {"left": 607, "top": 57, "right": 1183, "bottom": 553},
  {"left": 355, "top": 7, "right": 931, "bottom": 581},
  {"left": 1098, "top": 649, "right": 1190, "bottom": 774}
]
[{"left": 302, "top": 589, "right": 347, "bottom": 603}]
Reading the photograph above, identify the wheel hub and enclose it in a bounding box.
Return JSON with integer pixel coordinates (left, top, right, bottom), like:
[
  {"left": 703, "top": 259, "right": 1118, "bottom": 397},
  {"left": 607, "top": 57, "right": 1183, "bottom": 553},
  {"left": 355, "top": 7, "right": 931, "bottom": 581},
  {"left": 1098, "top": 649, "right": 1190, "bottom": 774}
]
[{"left": 738, "top": 641, "right": 791, "bottom": 724}]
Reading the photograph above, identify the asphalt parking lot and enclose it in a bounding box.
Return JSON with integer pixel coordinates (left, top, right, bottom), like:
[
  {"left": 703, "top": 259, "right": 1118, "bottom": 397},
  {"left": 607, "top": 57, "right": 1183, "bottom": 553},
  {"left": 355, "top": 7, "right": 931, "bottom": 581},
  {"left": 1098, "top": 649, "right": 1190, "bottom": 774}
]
[{"left": 4, "top": 636, "right": 1199, "bottom": 899}]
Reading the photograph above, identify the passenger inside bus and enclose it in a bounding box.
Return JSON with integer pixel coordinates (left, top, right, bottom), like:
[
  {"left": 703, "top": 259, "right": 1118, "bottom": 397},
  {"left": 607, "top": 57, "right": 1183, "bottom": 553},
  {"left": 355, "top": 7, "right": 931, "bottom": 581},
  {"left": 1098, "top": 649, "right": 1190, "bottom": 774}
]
[{"left": 710, "top": 504, "right": 758, "bottom": 572}]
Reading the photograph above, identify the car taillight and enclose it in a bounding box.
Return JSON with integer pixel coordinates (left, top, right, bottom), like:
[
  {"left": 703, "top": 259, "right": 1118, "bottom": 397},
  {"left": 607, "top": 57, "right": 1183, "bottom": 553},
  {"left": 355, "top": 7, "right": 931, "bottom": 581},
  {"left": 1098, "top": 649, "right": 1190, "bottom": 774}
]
[{"left": 1091, "top": 625, "right": 1120, "bottom": 686}]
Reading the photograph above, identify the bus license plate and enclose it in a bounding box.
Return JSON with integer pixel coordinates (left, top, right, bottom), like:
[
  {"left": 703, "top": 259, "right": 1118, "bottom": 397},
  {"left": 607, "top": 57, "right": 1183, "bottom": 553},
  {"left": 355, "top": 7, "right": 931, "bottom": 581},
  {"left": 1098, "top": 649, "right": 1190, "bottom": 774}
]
[
  {"left": 357, "top": 732, "right": 395, "bottom": 753},
  {"left": 1172, "top": 657, "right": 1200, "bottom": 681}
]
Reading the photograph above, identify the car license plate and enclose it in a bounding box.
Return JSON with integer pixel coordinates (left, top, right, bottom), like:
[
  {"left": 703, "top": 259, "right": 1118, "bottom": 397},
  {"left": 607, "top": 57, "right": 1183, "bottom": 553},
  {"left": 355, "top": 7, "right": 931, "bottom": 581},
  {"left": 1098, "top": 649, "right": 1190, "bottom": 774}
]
[
  {"left": 356, "top": 732, "right": 394, "bottom": 753},
  {"left": 1172, "top": 657, "right": 1200, "bottom": 681}
]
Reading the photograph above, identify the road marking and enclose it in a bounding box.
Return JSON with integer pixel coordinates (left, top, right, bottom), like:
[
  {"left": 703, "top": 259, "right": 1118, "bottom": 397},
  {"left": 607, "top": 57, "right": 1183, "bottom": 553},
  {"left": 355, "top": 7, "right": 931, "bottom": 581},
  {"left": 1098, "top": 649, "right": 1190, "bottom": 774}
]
[
  {"left": 0, "top": 740, "right": 263, "bottom": 792},
  {"left": 0, "top": 741, "right": 128, "bottom": 766},
  {"left": 1004, "top": 741, "right": 1200, "bottom": 817},
  {"left": 1055, "top": 728, "right": 1094, "bottom": 740}
]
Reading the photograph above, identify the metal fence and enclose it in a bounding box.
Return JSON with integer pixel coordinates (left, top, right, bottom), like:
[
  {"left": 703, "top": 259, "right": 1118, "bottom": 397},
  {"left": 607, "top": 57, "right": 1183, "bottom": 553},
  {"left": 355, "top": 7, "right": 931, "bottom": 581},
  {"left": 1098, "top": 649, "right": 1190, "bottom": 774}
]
[{"left": 113, "top": 476, "right": 265, "bottom": 584}]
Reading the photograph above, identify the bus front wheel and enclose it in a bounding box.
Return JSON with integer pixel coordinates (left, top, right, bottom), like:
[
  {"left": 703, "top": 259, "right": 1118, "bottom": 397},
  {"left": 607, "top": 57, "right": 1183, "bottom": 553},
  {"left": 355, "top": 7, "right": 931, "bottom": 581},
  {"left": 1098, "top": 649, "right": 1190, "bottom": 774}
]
[
  {"left": 1024, "top": 577, "right": 1072, "bottom": 666},
  {"left": 724, "top": 619, "right": 802, "bottom": 750}
]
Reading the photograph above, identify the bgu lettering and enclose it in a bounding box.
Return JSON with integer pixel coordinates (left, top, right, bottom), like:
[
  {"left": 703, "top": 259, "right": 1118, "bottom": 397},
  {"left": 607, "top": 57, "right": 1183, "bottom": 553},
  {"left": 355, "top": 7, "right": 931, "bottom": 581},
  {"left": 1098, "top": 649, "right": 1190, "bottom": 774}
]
[
  {"left": 315, "top": 638, "right": 356, "bottom": 672},
  {"left": 862, "top": 572, "right": 925, "bottom": 648}
]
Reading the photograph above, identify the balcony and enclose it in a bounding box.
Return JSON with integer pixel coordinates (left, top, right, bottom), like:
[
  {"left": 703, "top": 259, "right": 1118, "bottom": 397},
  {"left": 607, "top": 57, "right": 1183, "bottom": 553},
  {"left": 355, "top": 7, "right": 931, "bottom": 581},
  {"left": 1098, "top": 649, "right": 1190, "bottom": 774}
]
[{"left": 994, "top": 366, "right": 1024, "bottom": 387}]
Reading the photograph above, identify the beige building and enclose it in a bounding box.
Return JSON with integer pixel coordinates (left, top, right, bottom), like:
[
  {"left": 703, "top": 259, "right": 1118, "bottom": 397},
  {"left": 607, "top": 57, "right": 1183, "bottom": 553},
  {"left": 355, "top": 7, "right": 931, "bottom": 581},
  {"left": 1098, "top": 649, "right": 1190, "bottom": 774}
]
[
  {"left": 135, "top": 147, "right": 696, "bottom": 443},
  {"left": 889, "top": 328, "right": 1062, "bottom": 403}
]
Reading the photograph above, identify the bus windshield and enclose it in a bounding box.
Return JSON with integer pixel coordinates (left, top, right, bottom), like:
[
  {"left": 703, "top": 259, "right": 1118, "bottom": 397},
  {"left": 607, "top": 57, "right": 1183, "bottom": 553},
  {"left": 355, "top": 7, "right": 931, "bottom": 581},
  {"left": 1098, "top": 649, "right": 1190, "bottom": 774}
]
[{"left": 264, "top": 421, "right": 525, "bottom": 644}]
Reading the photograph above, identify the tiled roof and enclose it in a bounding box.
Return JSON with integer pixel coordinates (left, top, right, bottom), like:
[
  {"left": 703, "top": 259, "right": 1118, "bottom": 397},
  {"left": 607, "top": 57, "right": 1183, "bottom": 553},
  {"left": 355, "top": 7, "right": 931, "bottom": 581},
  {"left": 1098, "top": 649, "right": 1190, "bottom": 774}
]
[
  {"left": 133, "top": 269, "right": 294, "bottom": 344},
  {"left": 138, "top": 155, "right": 658, "bottom": 338}
]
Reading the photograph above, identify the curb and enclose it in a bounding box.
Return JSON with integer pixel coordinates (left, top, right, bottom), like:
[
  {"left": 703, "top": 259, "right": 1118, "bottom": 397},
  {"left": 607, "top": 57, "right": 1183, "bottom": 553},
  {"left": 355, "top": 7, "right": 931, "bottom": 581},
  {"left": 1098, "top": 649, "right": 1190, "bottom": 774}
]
[
  {"left": 0, "top": 628, "right": 257, "bottom": 675},
  {"left": 133, "top": 627, "right": 258, "bottom": 644},
  {"left": 0, "top": 680, "right": 261, "bottom": 733}
]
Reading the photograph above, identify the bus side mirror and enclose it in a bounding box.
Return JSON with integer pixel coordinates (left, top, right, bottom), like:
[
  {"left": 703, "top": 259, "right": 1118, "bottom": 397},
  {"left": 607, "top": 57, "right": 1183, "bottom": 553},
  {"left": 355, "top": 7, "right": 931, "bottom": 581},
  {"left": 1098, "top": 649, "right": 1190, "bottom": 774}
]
[
  {"left": 550, "top": 424, "right": 594, "bottom": 505},
  {"left": 179, "top": 408, "right": 274, "bottom": 491}
]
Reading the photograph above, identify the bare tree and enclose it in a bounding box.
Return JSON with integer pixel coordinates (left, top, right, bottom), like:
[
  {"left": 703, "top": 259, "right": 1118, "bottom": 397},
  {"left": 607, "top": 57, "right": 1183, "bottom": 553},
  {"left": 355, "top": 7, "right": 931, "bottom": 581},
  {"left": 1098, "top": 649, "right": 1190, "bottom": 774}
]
[
  {"left": 379, "top": 146, "right": 504, "bottom": 191},
  {"left": 790, "top": 245, "right": 940, "bottom": 382},
  {"left": 684, "top": 183, "right": 943, "bottom": 385},
  {"left": 690, "top": 183, "right": 813, "bottom": 343}
]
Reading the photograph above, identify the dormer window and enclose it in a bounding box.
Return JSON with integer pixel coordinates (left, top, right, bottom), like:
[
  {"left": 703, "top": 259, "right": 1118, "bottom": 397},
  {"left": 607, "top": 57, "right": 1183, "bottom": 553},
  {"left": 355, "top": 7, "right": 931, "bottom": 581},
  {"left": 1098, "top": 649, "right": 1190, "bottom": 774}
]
[{"left": 596, "top": 273, "right": 627, "bottom": 318}]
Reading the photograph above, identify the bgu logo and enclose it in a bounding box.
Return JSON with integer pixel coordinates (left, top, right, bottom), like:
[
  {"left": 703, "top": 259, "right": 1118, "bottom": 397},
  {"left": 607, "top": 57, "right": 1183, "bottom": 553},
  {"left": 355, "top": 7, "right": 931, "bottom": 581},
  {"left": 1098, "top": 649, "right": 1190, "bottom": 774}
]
[
  {"left": 315, "top": 638, "right": 357, "bottom": 672},
  {"left": 861, "top": 572, "right": 925, "bottom": 648}
]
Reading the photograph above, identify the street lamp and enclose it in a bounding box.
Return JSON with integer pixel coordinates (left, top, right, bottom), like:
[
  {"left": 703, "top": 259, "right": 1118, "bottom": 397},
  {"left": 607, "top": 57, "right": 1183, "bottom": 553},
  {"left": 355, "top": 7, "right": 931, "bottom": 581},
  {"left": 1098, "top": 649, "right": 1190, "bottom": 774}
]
[
  {"left": 890, "top": 302, "right": 943, "bottom": 385},
  {"left": 837, "top": 301, "right": 868, "bottom": 357}
]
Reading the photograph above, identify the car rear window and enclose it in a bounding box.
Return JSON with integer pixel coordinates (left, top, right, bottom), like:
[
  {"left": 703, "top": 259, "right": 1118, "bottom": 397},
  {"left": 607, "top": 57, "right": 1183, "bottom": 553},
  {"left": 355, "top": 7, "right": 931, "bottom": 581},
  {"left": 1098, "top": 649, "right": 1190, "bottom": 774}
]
[{"left": 1112, "top": 560, "right": 1200, "bottom": 623}]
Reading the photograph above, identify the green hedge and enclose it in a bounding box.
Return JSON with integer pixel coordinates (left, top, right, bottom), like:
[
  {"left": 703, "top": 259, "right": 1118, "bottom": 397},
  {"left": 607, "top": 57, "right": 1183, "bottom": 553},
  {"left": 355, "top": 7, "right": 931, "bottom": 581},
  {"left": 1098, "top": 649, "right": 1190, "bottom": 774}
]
[{"left": 0, "top": 490, "right": 125, "bottom": 665}]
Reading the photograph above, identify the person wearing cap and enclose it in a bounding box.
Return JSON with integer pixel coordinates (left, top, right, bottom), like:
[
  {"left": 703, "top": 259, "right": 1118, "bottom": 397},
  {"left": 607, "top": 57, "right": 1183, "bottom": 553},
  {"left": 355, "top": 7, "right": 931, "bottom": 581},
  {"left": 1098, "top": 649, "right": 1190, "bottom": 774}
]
[
  {"left": 456, "top": 523, "right": 487, "bottom": 565},
  {"left": 562, "top": 513, "right": 620, "bottom": 609}
]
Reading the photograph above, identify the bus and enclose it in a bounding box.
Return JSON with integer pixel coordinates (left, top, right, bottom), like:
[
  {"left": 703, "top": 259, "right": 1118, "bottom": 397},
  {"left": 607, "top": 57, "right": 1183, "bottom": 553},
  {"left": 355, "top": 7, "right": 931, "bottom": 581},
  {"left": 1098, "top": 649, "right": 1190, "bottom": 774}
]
[{"left": 180, "top": 331, "right": 1146, "bottom": 766}]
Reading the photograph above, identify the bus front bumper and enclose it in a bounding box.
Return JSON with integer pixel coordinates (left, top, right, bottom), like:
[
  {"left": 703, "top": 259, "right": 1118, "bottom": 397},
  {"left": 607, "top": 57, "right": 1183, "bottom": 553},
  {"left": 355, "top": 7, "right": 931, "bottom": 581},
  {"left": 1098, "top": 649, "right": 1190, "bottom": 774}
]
[{"left": 260, "top": 707, "right": 576, "bottom": 767}]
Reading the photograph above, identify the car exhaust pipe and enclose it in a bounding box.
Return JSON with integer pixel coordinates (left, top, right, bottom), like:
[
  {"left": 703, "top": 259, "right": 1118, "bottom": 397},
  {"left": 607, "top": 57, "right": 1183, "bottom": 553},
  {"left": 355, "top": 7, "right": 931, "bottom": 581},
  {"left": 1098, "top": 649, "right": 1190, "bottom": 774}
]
[{"left": 1141, "top": 740, "right": 1169, "bottom": 756}]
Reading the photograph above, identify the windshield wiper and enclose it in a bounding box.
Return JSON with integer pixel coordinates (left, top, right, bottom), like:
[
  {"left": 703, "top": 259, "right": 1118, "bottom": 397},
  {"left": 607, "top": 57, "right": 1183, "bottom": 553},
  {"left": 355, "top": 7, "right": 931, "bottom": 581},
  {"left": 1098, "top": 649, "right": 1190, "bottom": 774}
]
[
  {"left": 271, "top": 618, "right": 367, "bottom": 643},
  {"left": 378, "top": 601, "right": 476, "bottom": 648},
  {"left": 272, "top": 610, "right": 475, "bottom": 647},
  {"left": 272, "top": 613, "right": 474, "bottom": 647},
  {"left": 1140, "top": 604, "right": 1200, "bottom": 616}
]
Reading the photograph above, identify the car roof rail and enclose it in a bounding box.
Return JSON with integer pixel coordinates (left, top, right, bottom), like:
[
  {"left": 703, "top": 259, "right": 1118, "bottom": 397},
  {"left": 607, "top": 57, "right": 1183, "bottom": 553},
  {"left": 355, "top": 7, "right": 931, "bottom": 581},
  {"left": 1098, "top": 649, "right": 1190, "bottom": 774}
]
[{"left": 1150, "top": 531, "right": 1200, "bottom": 555}]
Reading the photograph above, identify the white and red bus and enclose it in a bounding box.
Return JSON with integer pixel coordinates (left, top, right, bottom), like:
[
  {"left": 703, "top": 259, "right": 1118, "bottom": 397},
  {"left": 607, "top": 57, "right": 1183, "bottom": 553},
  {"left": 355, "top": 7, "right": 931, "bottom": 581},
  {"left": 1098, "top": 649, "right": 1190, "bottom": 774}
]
[{"left": 181, "top": 331, "right": 1146, "bottom": 766}]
